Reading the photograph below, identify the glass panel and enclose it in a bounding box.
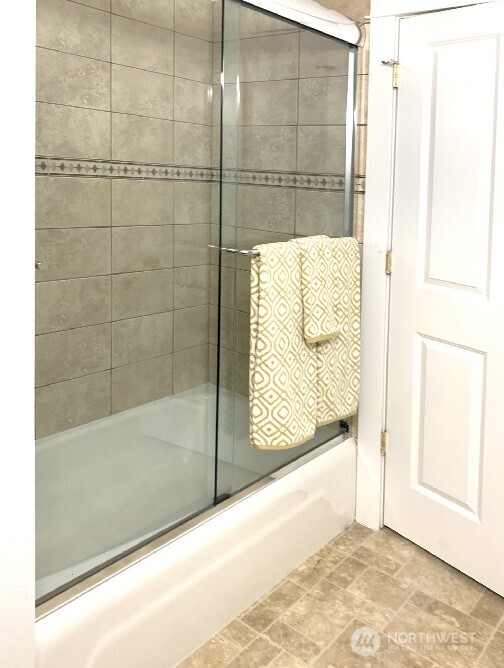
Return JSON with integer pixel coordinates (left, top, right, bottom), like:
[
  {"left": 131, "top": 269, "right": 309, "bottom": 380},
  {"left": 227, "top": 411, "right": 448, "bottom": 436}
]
[
  {"left": 35, "top": 0, "right": 217, "bottom": 602},
  {"left": 216, "top": 0, "right": 355, "bottom": 498}
]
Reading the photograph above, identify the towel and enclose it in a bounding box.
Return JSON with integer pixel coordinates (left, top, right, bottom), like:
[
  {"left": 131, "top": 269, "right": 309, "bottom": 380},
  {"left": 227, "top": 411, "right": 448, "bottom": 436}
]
[{"left": 249, "top": 241, "right": 318, "bottom": 450}]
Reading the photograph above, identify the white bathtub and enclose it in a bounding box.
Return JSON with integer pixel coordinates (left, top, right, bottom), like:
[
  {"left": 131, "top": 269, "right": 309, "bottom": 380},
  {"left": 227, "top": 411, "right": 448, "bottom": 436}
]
[{"left": 35, "top": 436, "right": 356, "bottom": 667}]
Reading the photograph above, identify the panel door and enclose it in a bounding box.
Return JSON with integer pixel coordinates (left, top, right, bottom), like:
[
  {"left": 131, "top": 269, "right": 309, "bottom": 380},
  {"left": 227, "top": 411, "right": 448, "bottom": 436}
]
[{"left": 385, "top": 2, "right": 504, "bottom": 594}]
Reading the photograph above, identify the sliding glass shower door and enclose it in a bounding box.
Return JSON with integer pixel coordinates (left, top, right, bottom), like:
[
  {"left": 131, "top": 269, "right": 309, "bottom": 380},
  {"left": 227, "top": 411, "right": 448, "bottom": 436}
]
[{"left": 214, "top": 1, "right": 356, "bottom": 499}]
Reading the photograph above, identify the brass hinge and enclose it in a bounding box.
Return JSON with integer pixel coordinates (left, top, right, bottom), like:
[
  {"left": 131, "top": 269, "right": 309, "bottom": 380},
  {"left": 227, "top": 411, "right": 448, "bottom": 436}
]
[
  {"left": 385, "top": 250, "right": 393, "bottom": 275},
  {"left": 392, "top": 62, "right": 399, "bottom": 88},
  {"left": 380, "top": 431, "right": 388, "bottom": 456}
]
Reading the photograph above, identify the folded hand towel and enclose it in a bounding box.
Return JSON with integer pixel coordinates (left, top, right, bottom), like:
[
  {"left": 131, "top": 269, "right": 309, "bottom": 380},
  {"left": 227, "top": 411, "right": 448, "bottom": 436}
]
[{"left": 249, "top": 241, "right": 318, "bottom": 450}]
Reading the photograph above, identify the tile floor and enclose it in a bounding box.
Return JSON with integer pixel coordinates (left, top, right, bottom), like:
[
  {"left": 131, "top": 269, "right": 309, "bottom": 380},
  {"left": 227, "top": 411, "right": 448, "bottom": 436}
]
[{"left": 180, "top": 523, "right": 504, "bottom": 667}]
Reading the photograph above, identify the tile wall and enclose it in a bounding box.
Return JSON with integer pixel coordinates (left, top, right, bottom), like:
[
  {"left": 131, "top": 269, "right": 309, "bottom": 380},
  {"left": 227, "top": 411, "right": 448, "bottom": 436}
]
[{"left": 35, "top": 0, "right": 215, "bottom": 438}]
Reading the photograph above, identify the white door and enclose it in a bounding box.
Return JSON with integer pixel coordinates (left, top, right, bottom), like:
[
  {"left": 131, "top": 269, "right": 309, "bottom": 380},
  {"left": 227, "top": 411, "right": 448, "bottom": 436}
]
[{"left": 385, "top": 2, "right": 504, "bottom": 595}]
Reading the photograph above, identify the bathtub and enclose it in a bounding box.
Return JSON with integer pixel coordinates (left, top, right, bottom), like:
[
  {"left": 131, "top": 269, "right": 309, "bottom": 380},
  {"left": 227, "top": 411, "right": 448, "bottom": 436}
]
[{"left": 35, "top": 435, "right": 356, "bottom": 667}]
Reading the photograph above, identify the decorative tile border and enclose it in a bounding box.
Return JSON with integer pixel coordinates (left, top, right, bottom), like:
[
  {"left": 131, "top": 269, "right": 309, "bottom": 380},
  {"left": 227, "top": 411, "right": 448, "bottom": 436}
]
[{"left": 35, "top": 156, "right": 366, "bottom": 193}]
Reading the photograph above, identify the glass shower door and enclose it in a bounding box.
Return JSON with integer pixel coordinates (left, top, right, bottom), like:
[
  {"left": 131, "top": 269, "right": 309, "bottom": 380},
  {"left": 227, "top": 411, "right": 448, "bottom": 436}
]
[{"left": 214, "top": 0, "right": 356, "bottom": 499}]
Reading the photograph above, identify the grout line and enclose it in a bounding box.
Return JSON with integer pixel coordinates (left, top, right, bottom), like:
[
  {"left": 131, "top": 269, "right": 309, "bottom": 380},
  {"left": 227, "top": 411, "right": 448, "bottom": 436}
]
[{"left": 109, "top": 0, "right": 113, "bottom": 417}]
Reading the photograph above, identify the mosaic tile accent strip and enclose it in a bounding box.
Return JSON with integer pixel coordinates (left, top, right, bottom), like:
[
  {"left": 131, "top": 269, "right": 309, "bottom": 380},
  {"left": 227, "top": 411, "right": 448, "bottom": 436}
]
[{"left": 35, "top": 156, "right": 366, "bottom": 193}]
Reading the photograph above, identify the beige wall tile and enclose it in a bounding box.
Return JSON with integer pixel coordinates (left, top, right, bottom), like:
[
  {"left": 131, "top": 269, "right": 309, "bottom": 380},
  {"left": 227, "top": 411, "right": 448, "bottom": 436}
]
[
  {"left": 299, "top": 77, "right": 348, "bottom": 125},
  {"left": 37, "top": 0, "right": 110, "bottom": 60},
  {"left": 112, "top": 0, "right": 174, "bottom": 30},
  {"left": 234, "top": 311, "right": 249, "bottom": 355},
  {"left": 112, "top": 269, "right": 174, "bottom": 319},
  {"left": 237, "top": 126, "right": 297, "bottom": 171},
  {"left": 173, "top": 305, "right": 208, "bottom": 351},
  {"left": 173, "top": 345, "right": 208, "bottom": 393},
  {"left": 358, "top": 22, "right": 370, "bottom": 75},
  {"left": 174, "top": 78, "right": 212, "bottom": 125},
  {"left": 36, "top": 371, "right": 110, "bottom": 439},
  {"left": 36, "top": 176, "right": 111, "bottom": 229},
  {"left": 36, "top": 323, "right": 111, "bottom": 387},
  {"left": 174, "top": 224, "right": 209, "bottom": 266},
  {"left": 174, "top": 182, "right": 211, "bottom": 224},
  {"left": 36, "top": 48, "right": 110, "bottom": 110},
  {"left": 175, "top": 33, "right": 212, "bottom": 83},
  {"left": 112, "top": 225, "right": 173, "bottom": 273},
  {"left": 112, "top": 180, "right": 173, "bottom": 226},
  {"left": 112, "top": 311, "right": 173, "bottom": 367},
  {"left": 174, "top": 265, "right": 209, "bottom": 308},
  {"left": 300, "top": 30, "right": 349, "bottom": 78},
  {"left": 111, "top": 354, "right": 173, "bottom": 412},
  {"left": 36, "top": 276, "right": 111, "bottom": 334},
  {"left": 174, "top": 0, "right": 212, "bottom": 41},
  {"left": 236, "top": 185, "right": 295, "bottom": 234},
  {"left": 238, "top": 5, "right": 297, "bottom": 39},
  {"left": 295, "top": 190, "right": 345, "bottom": 237},
  {"left": 239, "top": 33, "right": 299, "bottom": 82},
  {"left": 238, "top": 80, "right": 298, "bottom": 126},
  {"left": 112, "top": 15, "right": 174, "bottom": 74},
  {"left": 321, "top": 0, "right": 370, "bottom": 24},
  {"left": 209, "top": 306, "right": 234, "bottom": 349},
  {"left": 174, "top": 122, "right": 212, "bottom": 166},
  {"left": 235, "top": 269, "right": 250, "bottom": 312},
  {"left": 356, "top": 74, "right": 369, "bottom": 125},
  {"left": 234, "top": 352, "right": 248, "bottom": 396},
  {"left": 355, "top": 124, "right": 367, "bottom": 176},
  {"left": 78, "top": 0, "right": 110, "bottom": 10},
  {"left": 112, "top": 114, "right": 173, "bottom": 163},
  {"left": 36, "top": 228, "right": 111, "bottom": 281},
  {"left": 36, "top": 103, "right": 110, "bottom": 158},
  {"left": 297, "top": 126, "right": 346, "bottom": 174},
  {"left": 354, "top": 193, "right": 365, "bottom": 243},
  {"left": 235, "top": 227, "right": 291, "bottom": 270},
  {"left": 112, "top": 65, "right": 173, "bottom": 119}
]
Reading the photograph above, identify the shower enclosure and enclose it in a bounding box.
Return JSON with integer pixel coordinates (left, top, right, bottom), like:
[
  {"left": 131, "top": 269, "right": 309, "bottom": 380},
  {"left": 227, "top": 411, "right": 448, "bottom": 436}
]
[{"left": 35, "top": 0, "right": 357, "bottom": 603}]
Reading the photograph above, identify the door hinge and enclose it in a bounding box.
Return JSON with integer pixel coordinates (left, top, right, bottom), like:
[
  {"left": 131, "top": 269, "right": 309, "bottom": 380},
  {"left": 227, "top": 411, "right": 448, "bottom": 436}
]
[
  {"left": 385, "top": 250, "right": 393, "bottom": 275},
  {"left": 381, "top": 59, "right": 399, "bottom": 89},
  {"left": 380, "top": 431, "right": 388, "bottom": 456}
]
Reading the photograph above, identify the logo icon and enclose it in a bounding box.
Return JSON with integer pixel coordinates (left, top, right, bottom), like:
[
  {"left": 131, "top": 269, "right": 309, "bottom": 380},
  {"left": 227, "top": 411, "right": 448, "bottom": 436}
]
[{"left": 350, "top": 626, "right": 381, "bottom": 656}]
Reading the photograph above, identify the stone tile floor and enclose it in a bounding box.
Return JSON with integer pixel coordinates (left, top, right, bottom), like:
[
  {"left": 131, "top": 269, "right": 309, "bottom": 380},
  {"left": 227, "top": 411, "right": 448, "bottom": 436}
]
[{"left": 180, "top": 523, "right": 504, "bottom": 667}]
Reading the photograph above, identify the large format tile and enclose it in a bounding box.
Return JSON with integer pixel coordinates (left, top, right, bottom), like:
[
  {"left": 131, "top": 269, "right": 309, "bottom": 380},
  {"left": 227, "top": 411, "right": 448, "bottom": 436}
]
[
  {"left": 112, "top": 114, "right": 173, "bottom": 163},
  {"left": 36, "top": 176, "right": 111, "bottom": 229},
  {"left": 36, "top": 276, "right": 111, "bottom": 334},
  {"left": 174, "top": 182, "right": 212, "bottom": 224},
  {"left": 326, "top": 557, "right": 368, "bottom": 589},
  {"left": 35, "top": 228, "right": 111, "bottom": 281},
  {"left": 112, "top": 312, "right": 173, "bottom": 367},
  {"left": 36, "top": 0, "right": 110, "bottom": 60},
  {"left": 172, "top": 345, "right": 208, "bottom": 392},
  {"left": 361, "top": 527, "right": 420, "bottom": 565},
  {"left": 112, "top": 269, "right": 174, "bottom": 319},
  {"left": 288, "top": 554, "right": 335, "bottom": 590},
  {"left": 35, "top": 371, "right": 110, "bottom": 439},
  {"left": 174, "top": 0, "right": 212, "bottom": 41},
  {"left": 478, "top": 631, "right": 504, "bottom": 668},
  {"left": 297, "top": 126, "right": 346, "bottom": 174},
  {"left": 348, "top": 568, "right": 412, "bottom": 612},
  {"left": 299, "top": 31, "right": 349, "bottom": 79},
  {"left": 282, "top": 591, "right": 353, "bottom": 646},
  {"left": 238, "top": 5, "right": 298, "bottom": 39},
  {"left": 174, "top": 122, "right": 212, "bottom": 166},
  {"left": 36, "top": 103, "right": 110, "bottom": 158},
  {"left": 112, "top": 225, "right": 173, "bottom": 273},
  {"left": 111, "top": 354, "right": 173, "bottom": 412},
  {"left": 174, "top": 78, "right": 212, "bottom": 125},
  {"left": 238, "top": 80, "right": 298, "bottom": 126},
  {"left": 175, "top": 33, "right": 212, "bottom": 83},
  {"left": 111, "top": 0, "right": 174, "bottom": 30},
  {"left": 112, "top": 15, "right": 174, "bottom": 74},
  {"left": 227, "top": 637, "right": 282, "bottom": 668},
  {"left": 295, "top": 190, "right": 345, "bottom": 237},
  {"left": 470, "top": 589, "right": 504, "bottom": 627},
  {"left": 79, "top": 0, "right": 110, "bottom": 10},
  {"left": 112, "top": 65, "right": 173, "bottom": 119},
  {"left": 237, "top": 126, "right": 297, "bottom": 171},
  {"left": 239, "top": 33, "right": 299, "bottom": 82},
  {"left": 173, "top": 265, "right": 209, "bottom": 308},
  {"left": 112, "top": 180, "right": 173, "bottom": 226},
  {"left": 36, "top": 48, "right": 110, "bottom": 110},
  {"left": 235, "top": 185, "right": 295, "bottom": 234},
  {"left": 268, "top": 652, "right": 306, "bottom": 668},
  {"left": 265, "top": 621, "right": 321, "bottom": 664},
  {"left": 173, "top": 306, "right": 208, "bottom": 351},
  {"left": 219, "top": 620, "right": 257, "bottom": 650},
  {"left": 298, "top": 77, "right": 348, "bottom": 126},
  {"left": 179, "top": 635, "right": 239, "bottom": 668},
  {"left": 36, "top": 324, "right": 111, "bottom": 387},
  {"left": 174, "top": 224, "right": 209, "bottom": 266}
]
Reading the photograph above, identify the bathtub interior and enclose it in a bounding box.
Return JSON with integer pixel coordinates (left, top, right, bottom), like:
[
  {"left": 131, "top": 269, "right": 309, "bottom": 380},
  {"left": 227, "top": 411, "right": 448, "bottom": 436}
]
[{"left": 36, "top": 384, "right": 342, "bottom": 600}]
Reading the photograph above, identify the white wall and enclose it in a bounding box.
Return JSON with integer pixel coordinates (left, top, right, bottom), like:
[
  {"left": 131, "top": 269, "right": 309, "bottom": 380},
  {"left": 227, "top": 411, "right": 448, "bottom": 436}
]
[{"left": 0, "top": 3, "right": 36, "bottom": 666}]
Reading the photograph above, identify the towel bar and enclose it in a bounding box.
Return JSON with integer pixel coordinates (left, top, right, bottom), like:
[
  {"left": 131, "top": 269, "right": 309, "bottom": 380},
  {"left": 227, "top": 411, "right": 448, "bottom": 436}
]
[{"left": 209, "top": 245, "right": 260, "bottom": 257}]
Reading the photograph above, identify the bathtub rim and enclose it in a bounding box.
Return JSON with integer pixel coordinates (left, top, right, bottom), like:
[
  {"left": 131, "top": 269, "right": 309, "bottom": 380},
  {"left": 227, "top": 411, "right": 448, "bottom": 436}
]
[{"left": 36, "top": 430, "right": 351, "bottom": 621}]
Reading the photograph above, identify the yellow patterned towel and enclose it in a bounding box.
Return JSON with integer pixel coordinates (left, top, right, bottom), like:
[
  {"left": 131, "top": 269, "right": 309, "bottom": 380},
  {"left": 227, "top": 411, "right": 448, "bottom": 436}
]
[
  {"left": 249, "top": 241, "right": 318, "bottom": 450},
  {"left": 295, "top": 235, "right": 341, "bottom": 343},
  {"left": 311, "top": 237, "right": 361, "bottom": 426}
]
